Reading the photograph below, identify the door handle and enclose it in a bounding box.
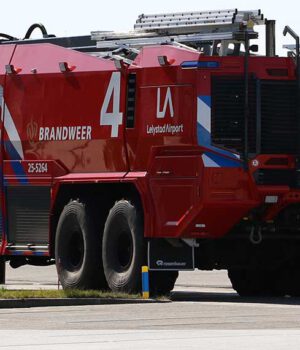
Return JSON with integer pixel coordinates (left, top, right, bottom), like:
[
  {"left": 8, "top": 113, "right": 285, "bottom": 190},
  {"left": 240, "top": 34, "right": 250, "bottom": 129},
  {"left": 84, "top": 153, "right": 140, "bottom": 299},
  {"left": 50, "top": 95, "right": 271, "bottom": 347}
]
[{"left": 156, "top": 170, "right": 172, "bottom": 175}]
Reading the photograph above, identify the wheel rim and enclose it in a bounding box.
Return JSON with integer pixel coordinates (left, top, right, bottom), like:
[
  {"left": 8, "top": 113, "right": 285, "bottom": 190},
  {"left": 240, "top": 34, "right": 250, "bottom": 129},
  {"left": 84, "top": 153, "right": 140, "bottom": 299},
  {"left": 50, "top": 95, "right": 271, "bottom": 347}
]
[{"left": 117, "top": 230, "right": 133, "bottom": 271}]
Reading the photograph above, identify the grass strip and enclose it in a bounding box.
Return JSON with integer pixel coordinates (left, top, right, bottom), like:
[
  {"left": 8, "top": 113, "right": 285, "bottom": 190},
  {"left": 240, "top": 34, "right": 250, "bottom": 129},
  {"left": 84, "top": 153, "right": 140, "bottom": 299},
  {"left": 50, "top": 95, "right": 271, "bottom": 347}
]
[{"left": 0, "top": 288, "right": 141, "bottom": 300}]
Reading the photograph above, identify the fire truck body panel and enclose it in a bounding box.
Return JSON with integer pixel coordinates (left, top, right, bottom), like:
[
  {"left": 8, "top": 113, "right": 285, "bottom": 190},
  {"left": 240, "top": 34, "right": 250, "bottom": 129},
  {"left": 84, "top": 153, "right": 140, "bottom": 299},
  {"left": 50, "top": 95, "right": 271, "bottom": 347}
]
[{"left": 0, "top": 42, "right": 299, "bottom": 246}]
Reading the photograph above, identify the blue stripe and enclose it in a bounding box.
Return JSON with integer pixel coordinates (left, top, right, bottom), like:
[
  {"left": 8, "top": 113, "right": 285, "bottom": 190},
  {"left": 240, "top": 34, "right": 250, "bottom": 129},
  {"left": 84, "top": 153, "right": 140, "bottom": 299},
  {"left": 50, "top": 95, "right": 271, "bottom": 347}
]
[
  {"left": 197, "top": 122, "right": 211, "bottom": 146},
  {"left": 10, "top": 162, "right": 28, "bottom": 184},
  {"left": 200, "top": 95, "right": 211, "bottom": 108},
  {"left": 34, "top": 251, "right": 48, "bottom": 256},
  {"left": 181, "top": 61, "right": 220, "bottom": 69},
  {"left": 206, "top": 144, "right": 241, "bottom": 160},
  {"left": 11, "top": 251, "right": 23, "bottom": 256},
  {"left": 8, "top": 251, "right": 47, "bottom": 256},
  {"left": 4, "top": 140, "right": 22, "bottom": 160},
  {"left": 204, "top": 152, "right": 241, "bottom": 168},
  {"left": 197, "top": 122, "right": 240, "bottom": 159}
]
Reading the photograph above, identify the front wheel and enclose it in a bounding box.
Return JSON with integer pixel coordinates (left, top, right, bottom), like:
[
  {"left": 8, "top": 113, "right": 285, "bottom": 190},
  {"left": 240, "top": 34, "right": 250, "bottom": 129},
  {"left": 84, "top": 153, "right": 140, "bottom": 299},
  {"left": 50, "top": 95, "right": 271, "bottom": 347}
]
[
  {"left": 228, "top": 268, "right": 284, "bottom": 297},
  {"left": 279, "top": 265, "right": 300, "bottom": 297}
]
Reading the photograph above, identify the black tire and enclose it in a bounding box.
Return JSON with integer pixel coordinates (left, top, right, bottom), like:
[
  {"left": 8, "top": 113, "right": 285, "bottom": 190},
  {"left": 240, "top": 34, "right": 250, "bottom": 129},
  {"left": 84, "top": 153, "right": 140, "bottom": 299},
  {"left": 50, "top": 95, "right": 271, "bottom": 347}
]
[
  {"left": 150, "top": 271, "right": 179, "bottom": 296},
  {"left": 55, "top": 199, "right": 107, "bottom": 290},
  {"left": 102, "top": 200, "right": 145, "bottom": 293},
  {"left": 228, "top": 268, "right": 284, "bottom": 297}
]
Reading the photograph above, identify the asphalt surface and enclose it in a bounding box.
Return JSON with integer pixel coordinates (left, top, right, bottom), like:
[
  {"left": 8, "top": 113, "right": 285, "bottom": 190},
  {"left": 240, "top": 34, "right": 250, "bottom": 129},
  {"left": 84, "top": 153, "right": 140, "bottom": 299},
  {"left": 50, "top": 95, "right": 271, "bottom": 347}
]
[
  {"left": 0, "top": 265, "right": 300, "bottom": 349},
  {"left": 4, "top": 264, "right": 233, "bottom": 292}
]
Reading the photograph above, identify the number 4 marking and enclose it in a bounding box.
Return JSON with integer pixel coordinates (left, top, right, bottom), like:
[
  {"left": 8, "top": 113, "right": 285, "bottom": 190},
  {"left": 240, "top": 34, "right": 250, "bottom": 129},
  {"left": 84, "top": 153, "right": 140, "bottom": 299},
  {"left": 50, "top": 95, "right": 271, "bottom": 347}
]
[{"left": 100, "top": 72, "right": 123, "bottom": 138}]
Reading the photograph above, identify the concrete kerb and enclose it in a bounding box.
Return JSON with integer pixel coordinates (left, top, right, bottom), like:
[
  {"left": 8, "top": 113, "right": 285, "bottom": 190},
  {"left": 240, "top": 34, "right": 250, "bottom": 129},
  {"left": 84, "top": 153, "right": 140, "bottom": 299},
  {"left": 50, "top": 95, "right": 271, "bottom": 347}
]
[{"left": 0, "top": 297, "right": 169, "bottom": 309}]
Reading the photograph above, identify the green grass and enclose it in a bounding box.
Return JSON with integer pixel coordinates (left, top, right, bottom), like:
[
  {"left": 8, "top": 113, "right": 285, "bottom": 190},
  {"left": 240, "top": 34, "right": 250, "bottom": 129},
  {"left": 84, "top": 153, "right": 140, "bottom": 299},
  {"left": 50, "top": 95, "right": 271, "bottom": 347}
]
[{"left": 0, "top": 288, "right": 141, "bottom": 300}]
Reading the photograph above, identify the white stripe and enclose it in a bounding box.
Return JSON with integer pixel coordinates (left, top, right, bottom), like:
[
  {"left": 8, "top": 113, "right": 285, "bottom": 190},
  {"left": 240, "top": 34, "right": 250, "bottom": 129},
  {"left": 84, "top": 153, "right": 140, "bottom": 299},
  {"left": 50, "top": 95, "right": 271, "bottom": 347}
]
[
  {"left": 4, "top": 103, "right": 24, "bottom": 159},
  {"left": 202, "top": 154, "right": 220, "bottom": 167},
  {"left": 197, "top": 97, "right": 211, "bottom": 133}
]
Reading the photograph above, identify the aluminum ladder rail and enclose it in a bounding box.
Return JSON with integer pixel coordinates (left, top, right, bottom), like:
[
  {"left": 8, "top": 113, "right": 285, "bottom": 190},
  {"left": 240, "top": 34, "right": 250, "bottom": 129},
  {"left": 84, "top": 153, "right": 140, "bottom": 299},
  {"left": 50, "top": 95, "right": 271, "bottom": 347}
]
[{"left": 92, "top": 9, "right": 265, "bottom": 51}]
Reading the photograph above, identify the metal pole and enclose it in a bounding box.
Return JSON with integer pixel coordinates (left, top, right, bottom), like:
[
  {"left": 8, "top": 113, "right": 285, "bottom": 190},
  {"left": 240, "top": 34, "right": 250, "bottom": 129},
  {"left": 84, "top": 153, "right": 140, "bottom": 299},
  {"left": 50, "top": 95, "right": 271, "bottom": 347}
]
[
  {"left": 297, "top": 37, "right": 300, "bottom": 157},
  {"left": 266, "top": 20, "right": 276, "bottom": 57},
  {"left": 283, "top": 26, "right": 300, "bottom": 155},
  {"left": 142, "top": 266, "right": 150, "bottom": 299},
  {"left": 244, "top": 31, "right": 250, "bottom": 168}
]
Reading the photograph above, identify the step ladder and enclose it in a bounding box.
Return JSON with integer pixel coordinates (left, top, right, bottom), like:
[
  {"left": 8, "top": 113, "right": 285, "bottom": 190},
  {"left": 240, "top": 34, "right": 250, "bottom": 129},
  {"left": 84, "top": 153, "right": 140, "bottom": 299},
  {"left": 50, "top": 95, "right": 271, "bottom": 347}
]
[{"left": 92, "top": 9, "right": 265, "bottom": 54}]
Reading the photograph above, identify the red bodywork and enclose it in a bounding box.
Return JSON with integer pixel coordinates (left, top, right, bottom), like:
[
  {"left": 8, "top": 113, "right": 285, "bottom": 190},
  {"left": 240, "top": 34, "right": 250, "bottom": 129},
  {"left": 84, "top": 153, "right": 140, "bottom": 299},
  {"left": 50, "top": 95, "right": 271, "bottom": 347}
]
[{"left": 0, "top": 42, "right": 299, "bottom": 257}]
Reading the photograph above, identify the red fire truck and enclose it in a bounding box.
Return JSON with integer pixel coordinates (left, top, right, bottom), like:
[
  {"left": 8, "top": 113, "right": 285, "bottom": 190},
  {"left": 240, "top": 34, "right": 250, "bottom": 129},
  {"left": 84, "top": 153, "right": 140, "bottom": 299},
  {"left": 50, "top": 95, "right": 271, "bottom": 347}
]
[{"left": 0, "top": 9, "right": 299, "bottom": 296}]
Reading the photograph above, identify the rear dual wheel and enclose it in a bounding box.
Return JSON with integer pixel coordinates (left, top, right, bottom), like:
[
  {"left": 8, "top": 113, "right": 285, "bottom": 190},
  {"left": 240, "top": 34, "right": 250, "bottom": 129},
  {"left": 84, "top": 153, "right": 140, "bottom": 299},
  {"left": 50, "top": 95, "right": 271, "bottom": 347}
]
[{"left": 55, "top": 198, "right": 178, "bottom": 295}]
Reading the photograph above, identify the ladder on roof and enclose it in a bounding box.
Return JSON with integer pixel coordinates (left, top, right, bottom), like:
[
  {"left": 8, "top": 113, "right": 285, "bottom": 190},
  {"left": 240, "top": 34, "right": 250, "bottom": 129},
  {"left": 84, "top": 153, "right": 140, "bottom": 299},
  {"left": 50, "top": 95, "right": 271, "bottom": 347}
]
[{"left": 92, "top": 9, "right": 265, "bottom": 51}]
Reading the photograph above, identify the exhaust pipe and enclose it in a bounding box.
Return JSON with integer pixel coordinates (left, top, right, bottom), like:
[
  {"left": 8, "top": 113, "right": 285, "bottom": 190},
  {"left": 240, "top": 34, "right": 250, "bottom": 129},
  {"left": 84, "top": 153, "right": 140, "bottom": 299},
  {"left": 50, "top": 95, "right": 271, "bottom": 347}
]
[{"left": 283, "top": 26, "right": 300, "bottom": 156}]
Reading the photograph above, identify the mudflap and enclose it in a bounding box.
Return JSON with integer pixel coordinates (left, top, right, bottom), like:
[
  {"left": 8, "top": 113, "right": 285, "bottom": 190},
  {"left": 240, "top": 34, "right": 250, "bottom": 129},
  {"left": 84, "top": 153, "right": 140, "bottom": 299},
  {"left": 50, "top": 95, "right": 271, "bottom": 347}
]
[{"left": 148, "top": 239, "right": 195, "bottom": 271}]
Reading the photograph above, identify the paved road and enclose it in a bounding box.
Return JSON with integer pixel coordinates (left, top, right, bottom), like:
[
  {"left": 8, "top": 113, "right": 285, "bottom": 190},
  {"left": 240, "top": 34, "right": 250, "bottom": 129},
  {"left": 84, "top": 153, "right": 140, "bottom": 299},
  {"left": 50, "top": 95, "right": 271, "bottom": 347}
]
[
  {"left": 0, "top": 330, "right": 300, "bottom": 350},
  {"left": 1, "top": 265, "right": 300, "bottom": 349},
  {"left": 4, "top": 264, "right": 233, "bottom": 293}
]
